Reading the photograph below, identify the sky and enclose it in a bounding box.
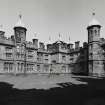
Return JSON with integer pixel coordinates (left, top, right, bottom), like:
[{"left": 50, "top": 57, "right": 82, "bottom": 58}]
[{"left": 0, "top": 0, "right": 105, "bottom": 46}]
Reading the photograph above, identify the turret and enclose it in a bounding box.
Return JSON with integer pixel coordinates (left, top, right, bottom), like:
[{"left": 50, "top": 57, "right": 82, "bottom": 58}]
[
  {"left": 14, "top": 14, "right": 27, "bottom": 44},
  {"left": 87, "top": 13, "right": 101, "bottom": 43},
  {"left": 87, "top": 13, "right": 104, "bottom": 76}
]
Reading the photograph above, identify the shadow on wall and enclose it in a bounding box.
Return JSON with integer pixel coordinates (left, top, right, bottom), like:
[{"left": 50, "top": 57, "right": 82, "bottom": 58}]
[{"left": 71, "top": 42, "right": 88, "bottom": 75}]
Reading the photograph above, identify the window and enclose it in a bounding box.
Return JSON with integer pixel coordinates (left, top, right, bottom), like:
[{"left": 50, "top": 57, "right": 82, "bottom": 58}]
[
  {"left": 28, "top": 50, "right": 33, "bottom": 55},
  {"left": 21, "top": 63, "right": 24, "bottom": 71},
  {"left": 17, "top": 53, "right": 20, "bottom": 58},
  {"left": 6, "top": 53, "right": 12, "bottom": 58},
  {"left": 5, "top": 47, "right": 12, "bottom": 51},
  {"left": 27, "top": 64, "right": 33, "bottom": 71},
  {"left": 4, "top": 62, "right": 13, "bottom": 71},
  {"left": 37, "top": 65, "right": 40, "bottom": 71},
  {"left": 28, "top": 55, "right": 33, "bottom": 59},
  {"left": 94, "top": 30, "right": 97, "bottom": 35},
  {"left": 45, "top": 54, "right": 48, "bottom": 57},
  {"left": 89, "top": 45, "right": 92, "bottom": 50},
  {"left": 70, "top": 54, "right": 73, "bottom": 56},
  {"left": 62, "top": 66, "right": 66, "bottom": 71},
  {"left": 52, "top": 60, "right": 56, "bottom": 63},
  {"left": 9, "top": 63, "right": 13, "bottom": 71},
  {"left": 18, "top": 63, "right": 20, "bottom": 71},
  {"left": 37, "top": 57, "right": 41, "bottom": 62},
  {"left": 21, "top": 54, "right": 24, "bottom": 58},
  {"left": 4, "top": 62, "right": 8, "bottom": 71},
  {"left": 70, "top": 58, "right": 73, "bottom": 62},
  {"left": 89, "top": 53, "right": 92, "bottom": 58},
  {"left": 44, "top": 65, "right": 49, "bottom": 71},
  {"left": 62, "top": 55, "right": 66, "bottom": 61},
  {"left": 45, "top": 59, "right": 48, "bottom": 61}
]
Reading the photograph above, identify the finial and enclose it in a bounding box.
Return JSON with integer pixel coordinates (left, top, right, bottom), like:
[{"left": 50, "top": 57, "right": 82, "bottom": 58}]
[
  {"left": 34, "top": 33, "right": 37, "bottom": 38},
  {"left": 49, "top": 36, "right": 51, "bottom": 41},
  {"left": 69, "top": 36, "right": 70, "bottom": 42},
  {"left": 92, "top": 8, "right": 96, "bottom": 17},
  {"left": 58, "top": 32, "right": 62, "bottom": 41},
  {"left": 92, "top": 12, "right": 95, "bottom": 16},
  {"left": 48, "top": 36, "right": 51, "bottom": 44},
  {"left": 19, "top": 14, "right": 22, "bottom": 19},
  {"left": 59, "top": 33, "right": 61, "bottom": 38}
]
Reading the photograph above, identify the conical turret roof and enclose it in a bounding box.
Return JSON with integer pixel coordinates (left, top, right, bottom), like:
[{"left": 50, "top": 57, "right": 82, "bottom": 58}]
[
  {"left": 14, "top": 14, "right": 26, "bottom": 28},
  {"left": 88, "top": 13, "right": 101, "bottom": 27}
]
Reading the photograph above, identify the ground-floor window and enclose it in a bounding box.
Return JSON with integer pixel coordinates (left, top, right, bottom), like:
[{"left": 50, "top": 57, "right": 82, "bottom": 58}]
[
  {"left": 62, "top": 66, "right": 66, "bottom": 73},
  {"left": 4, "top": 62, "right": 13, "bottom": 72},
  {"left": 17, "top": 63, "right": 24, "bottom": 71},
  {"left": 26, "top": 64, "right": 34, "bottom": 71},
  {"left": 37, "top": 65, "right": 40, "bottom": 71},
  {"left": 44, "top": 65, "right": 49, "bottom": 72}
]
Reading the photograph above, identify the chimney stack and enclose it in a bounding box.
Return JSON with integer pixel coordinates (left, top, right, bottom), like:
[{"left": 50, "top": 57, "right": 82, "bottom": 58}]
[
  {"left": 33, "top": 38, "right": 38, "bottom": 49},
  {"left": 11, "top": 35, "right": 15, "bottom": 41},
  {"left": 75, "top": 41, "right": 80, "bottom": 49},
  {"left": 47, "top": 44, "right": 52, "bottom": 51},
  {"left": 39, "top": 42, "right": 45, "bottom": 50}
]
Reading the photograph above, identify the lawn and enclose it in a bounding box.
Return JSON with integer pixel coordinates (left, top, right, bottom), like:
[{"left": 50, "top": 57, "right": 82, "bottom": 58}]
[{"left": 0, "top": 74, "right": 87, "bottom": 89}]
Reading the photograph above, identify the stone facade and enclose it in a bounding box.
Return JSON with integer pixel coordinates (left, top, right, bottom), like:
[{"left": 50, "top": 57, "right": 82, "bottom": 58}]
[
  {"left": 0, "top": 14, "right": 105, "bottom": 76},
  {"left": 87, "top": 16, "right": 105, "bottom": 76}
]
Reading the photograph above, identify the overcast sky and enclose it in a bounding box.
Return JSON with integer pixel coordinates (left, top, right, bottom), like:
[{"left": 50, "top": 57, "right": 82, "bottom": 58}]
[{"left": 0, "top": 0, "right": 105, "bottom": 46}]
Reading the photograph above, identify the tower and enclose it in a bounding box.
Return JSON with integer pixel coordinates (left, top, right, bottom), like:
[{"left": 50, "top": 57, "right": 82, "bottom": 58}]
[
  {"left": 14, "top": 14, "right": 27, "bottom": 44},
  {"left": 87, "top": 13, "right": 104, "bottom": 76}
]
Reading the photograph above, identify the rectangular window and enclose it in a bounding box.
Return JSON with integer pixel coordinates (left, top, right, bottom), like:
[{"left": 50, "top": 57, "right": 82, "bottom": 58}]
[
  {"left": 62, "top": 55, "right": 66, "bottom": 61},
  {"left": 45, "top": 54, "right": 48, "bottom": 57},
  {"left": 5, "top": 47, "right": 12, "bottom": 51},
  {"left": 4, "top": 62, "right": 13, "bottom": 71},
  {"left": 37, "top": 65, "right": 40, "bottom": 71},
  {"left": 4, "top": 62, "right": 8, "bottom": 71},
  {"left": 44, "top": 65, "right": 49, "bottom": 71},
  {"left": 62, "top": 66, "right": 66, "bottom": 71},
  {"left": 6, "top": 53, "right": 12, "bottom": 58},
  {"left": 28, "top": 55, "right": 33, "bottom": 59},
  {"left": 45, "top": 59, "right": 48, "bottom": 63}
]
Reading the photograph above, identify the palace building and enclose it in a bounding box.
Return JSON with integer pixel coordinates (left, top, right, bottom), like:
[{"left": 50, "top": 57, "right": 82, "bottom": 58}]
[{"left": 0, "top": 13, "right": 105, "bottom": 76}]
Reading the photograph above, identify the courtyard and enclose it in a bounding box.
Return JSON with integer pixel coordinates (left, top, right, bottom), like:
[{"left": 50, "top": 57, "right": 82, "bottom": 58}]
[{"left": 0, "top": 73, "right": 87, "bottom": 89}]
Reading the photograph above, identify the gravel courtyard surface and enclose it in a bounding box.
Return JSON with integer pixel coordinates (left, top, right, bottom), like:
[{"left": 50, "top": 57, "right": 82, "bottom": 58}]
[{"left": 0, "top": 74, "right": 87, "bottom": 89}]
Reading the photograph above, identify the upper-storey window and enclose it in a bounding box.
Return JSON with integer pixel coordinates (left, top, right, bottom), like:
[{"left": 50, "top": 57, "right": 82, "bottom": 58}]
[
  {"left": 44, "top": 59, "right": 48, "bottom": 63},
  {"left": 37, "top": 53, "right": 43, "bottom": 57},
  {"left": 37, "top": 65, "right": 40, "bottom": 71},
  {"left": 45, "top": 54, "right": 48, "bottom": 57},
  {"left": 70, "top": 53, "right": 73, "bottom": 57},
  {"left": 28, "top": 55, "right": 33, "bottom": 59},
  {"left": 6, "top": 53, "right": 12, "bottom": 58},
  {"left": 94, "top": 30, "right": 97, "bottom": 35},
  {"left": 28, "top": 50, "right": 33, "bottom": 54},
  {"left": 5, "top": 47, "right": 12, "bottom": 52},
  {"left": 62, "top": 55, "right": 66, "bottom": 61}
]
